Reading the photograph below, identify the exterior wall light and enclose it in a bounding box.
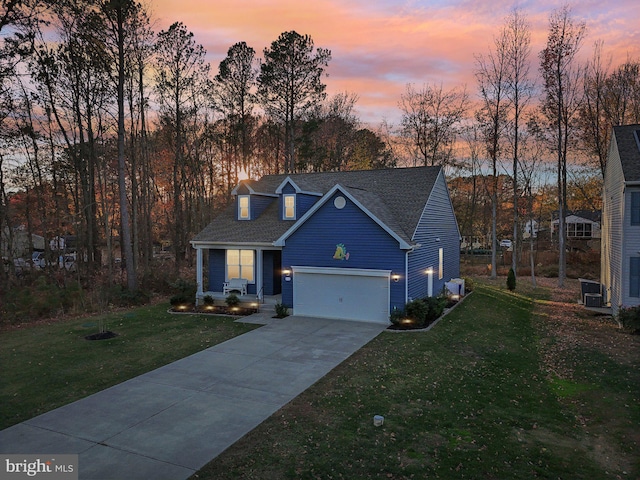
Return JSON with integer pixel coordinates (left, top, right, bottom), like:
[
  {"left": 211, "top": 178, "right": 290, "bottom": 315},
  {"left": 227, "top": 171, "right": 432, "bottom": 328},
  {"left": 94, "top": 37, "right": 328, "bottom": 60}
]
[
  {"left": 283, "top": 269, "right": 292, "bottom": 282},
  {"left": 391, "top": 274, "right": 400, "bottom": 282}
]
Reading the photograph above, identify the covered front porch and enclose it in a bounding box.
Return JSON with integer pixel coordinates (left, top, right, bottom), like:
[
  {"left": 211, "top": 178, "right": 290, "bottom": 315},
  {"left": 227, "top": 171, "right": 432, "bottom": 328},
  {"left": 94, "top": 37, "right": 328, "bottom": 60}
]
[
  {"left": 196, "top": 291, "right": 282, "bottom": 310},
  {"left": 193, "top": 243, "right": 283, "bottom": 307}
]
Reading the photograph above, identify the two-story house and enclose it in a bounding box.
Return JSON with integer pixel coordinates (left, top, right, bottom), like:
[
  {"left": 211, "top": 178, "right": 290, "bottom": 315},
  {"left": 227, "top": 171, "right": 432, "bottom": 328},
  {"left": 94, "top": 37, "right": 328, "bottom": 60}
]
[
  {"left": 601, "top": 125, "right": 640, "bottom": 315},
  {"left": 190, "top": 166, "right": 461, "bottom": 324}
]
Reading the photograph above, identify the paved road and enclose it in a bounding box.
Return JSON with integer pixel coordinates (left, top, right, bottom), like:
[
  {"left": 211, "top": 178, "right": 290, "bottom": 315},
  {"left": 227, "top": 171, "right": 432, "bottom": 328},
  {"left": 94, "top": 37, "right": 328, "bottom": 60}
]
[{"left": 0, "top": 315, "right": 386, "bottom": 480}]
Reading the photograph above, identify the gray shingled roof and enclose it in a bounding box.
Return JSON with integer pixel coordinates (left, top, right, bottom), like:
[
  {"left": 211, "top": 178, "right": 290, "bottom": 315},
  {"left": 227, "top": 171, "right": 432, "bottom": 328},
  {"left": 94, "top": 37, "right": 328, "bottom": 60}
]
[
  {"left": 613, "top": 124, "right": 640, "bottom": 182},
  {"left": 192, "top": 166, "right": 442, "bottom": 245}
]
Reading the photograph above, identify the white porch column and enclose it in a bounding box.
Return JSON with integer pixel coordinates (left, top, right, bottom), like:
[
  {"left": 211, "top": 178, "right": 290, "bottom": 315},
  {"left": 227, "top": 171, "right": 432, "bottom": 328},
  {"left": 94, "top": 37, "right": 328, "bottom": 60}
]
[
  {"left": 427, "top": 268, "right": 434, "bottom": 297},
  {"left": 196, "top": 247, "right": 204, "bottom": 300},
  {"left": 255, "top": 248, "right": 263, "bottom": 300}
]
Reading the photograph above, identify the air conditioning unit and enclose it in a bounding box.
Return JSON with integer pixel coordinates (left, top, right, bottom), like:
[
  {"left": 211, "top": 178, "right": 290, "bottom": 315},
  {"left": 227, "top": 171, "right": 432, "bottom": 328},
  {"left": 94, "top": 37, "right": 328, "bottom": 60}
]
[{"left": 584, "top": 293, "right": 602, "bottom": 308}]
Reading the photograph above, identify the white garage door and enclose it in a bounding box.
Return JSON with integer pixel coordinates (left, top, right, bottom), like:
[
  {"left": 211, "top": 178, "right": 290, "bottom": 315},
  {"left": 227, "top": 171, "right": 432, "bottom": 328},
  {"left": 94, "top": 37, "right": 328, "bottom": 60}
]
[{"left": 292, "top": 266, "right": 390, "bottom": 324}]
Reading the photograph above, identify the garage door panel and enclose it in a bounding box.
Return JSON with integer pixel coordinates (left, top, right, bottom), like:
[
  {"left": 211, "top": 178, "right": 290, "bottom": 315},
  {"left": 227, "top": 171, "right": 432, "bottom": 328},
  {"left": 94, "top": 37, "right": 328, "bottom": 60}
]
[{"left": 293, "top": 269, "right": 390, "bottom": 324}]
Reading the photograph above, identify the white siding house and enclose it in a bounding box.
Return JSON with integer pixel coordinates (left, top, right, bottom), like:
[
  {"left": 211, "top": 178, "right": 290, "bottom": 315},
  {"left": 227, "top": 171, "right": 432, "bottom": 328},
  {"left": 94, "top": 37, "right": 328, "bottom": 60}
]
[{"left": 601, "top": 125, "right": 640, "bottom": 316}]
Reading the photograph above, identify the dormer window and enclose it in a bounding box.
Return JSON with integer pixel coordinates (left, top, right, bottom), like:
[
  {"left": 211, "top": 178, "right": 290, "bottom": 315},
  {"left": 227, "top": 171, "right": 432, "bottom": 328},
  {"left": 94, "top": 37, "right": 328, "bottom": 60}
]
[
  {"left": 238, "top": 195, "right": 250, "bottom": 220},
  {"left": 283, "top": 194, "right": 296, "bottom": 220}
]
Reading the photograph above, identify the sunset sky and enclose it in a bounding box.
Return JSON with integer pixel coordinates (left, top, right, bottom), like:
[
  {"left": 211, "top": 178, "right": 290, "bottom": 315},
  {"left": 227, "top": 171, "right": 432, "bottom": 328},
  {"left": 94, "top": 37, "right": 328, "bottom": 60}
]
[{"left": 151, "top": 0, "right": 640, "bottom": 125}]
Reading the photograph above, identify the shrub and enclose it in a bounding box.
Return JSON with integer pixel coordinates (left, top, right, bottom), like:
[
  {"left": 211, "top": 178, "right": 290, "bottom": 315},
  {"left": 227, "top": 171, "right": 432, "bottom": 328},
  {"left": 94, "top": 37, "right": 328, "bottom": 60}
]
[
  {"left": 462, "top": 276, "right": 474, "bottom": 292},
  {"left": 389, "top": 307, "right": 405, "bottom": 326},
  {"left": 423, "top": 295, "right": 446, "bottom": 324},
  {"left": 274, "top": 302, "right": 289, "bottom": 318},
  {"left": 507, "top": 268, "right": 516, "bottom": 291},
  {"left": 405, "top": 299, "right": 428, "bottom": 327},
  {"left": 617, "top": 306, "right": 640, "bottom": 334},
  {"left": 225, "top": 293, "right": 240, "bottom": 307},
  {"left": 169, "top": 278, "right": 197, "bottom": 298},
  {"left": 203, "top": 295, "right": 215, "bottom": 305},
  {"left": 170, "top": 294, "right": 190, "bottom": 306}
]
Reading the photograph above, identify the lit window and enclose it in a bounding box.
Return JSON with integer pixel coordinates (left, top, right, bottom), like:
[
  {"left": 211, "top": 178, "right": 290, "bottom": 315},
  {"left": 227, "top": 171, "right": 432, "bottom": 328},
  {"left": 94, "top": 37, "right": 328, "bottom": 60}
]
[
  {"left": 283, "top": 194, "right": 296, "bottom": 219},
  {"left": 238, "top": 196, "right": 250, "bottom": 220},
  {"left": 226, "top": 249, "right": 254, "bottom": 282},
  {"left": 438, "top": 248, "right": 443, "bottom": 280}
]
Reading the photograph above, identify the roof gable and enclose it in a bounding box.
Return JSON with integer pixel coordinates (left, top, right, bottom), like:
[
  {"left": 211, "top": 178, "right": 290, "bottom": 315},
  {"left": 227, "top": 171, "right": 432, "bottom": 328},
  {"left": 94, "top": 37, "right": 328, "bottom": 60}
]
[
  {"left": 274, "top": 185, "right": 413, "bottom": 250},
  {"left": 274, "top": 177, "right": 323, "bottom": 196}
]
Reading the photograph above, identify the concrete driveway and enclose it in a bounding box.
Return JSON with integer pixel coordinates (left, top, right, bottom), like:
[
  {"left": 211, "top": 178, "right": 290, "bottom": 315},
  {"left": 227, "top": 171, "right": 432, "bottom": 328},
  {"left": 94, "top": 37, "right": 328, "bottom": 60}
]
[{"left": 0, "top": 315, "right": 386, "bottom": 480}]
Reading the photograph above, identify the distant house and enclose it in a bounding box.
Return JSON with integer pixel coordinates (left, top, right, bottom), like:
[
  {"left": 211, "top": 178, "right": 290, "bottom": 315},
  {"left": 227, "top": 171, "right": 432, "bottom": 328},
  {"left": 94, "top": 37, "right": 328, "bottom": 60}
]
[
  {"left": 551, "top": 211, "right": 601, "bottom": 239},
  {"left": 191, "top": 166, "right": 461, "bottom": 324},
  {"left": 1, "top": 226, "right": 44, "bottom": 258},
  {"left": 523, "top": 219, "right": 539, "bottom": 239},
  {"left": 601, "top": 125, "right": 640, "bottom": 315}
]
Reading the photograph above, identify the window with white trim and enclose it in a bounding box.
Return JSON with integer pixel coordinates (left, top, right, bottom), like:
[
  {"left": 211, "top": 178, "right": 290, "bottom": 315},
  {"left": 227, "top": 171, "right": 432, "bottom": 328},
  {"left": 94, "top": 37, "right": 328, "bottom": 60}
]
[
  {"left": 631, "top": 257, "right": 640, "bottom": 298},
  {"left": 631, "top": 192, "right": 640, "bottom": 226},
  {"left": 283, "top": 194, "right": 296, "bottom": 219},
  {"left": 438, "top": 248, "right": 444, "bottom": 280},
  {"left": 238, "top": 195, "right": 250, "bottom": 220},
  {"left": 226, "top": 249, "right": 254, "bottom": 282}
]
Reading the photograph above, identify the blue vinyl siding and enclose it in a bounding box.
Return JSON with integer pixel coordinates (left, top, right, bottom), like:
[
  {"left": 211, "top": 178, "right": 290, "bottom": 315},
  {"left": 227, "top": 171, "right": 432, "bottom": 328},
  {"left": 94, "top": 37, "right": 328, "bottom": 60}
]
[
  {"left": 262, "top": 250, "right": 282, "bottom": 295},
  {"left": 209, "top": 249, "right": 226, "bottom": 292},
  {"left": 234, "top": 193, "right": 275, "bottom": 220},
  {"left": 408, "top": 172, "right": 460, "bottom": 299},
  {"left": 279, "top": 183, "right": 320, "bottom": 219},
  {"left": 281, "top": 191, "right": 405, "bottom": 311},
  {"left": 251, "top": 195, "right": 274, "bottom": 219}
]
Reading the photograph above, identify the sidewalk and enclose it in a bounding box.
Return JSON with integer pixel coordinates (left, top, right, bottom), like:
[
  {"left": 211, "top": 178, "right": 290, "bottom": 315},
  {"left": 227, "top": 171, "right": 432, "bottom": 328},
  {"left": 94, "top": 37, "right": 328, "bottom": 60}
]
[{"left": 0, "top": 314, "right": 386, "bottom": 480}]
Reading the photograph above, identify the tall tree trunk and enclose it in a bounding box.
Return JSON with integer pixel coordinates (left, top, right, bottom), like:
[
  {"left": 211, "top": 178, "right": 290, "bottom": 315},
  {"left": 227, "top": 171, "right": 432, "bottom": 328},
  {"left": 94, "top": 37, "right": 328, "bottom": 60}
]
[{"left": 116, "top": 3, "right": 137, "bottom": 291}]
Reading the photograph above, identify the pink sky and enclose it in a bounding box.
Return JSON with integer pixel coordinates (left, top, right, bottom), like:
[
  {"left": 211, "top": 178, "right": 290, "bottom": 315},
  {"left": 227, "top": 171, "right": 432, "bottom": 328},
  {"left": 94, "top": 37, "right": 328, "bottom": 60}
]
[{"left": 150, "top": 0, "right": 640, "bottom": 125}]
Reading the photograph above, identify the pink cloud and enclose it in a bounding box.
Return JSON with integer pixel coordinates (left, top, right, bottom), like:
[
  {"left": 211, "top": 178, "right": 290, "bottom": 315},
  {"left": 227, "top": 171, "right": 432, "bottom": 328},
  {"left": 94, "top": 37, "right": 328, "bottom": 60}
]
[{"left": 151, "top": 0, "right": 640, "bottom": 125}]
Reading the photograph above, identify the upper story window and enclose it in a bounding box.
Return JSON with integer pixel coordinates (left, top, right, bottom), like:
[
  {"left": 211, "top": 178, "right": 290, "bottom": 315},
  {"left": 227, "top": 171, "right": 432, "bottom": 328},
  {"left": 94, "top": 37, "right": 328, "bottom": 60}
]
[
  {"left": 631, "top": 192, "right": 640, "bottom": 226},
  {"left": 631, "top": 257, "right": 640, "bottom": 298},
  {"left": 238, "top": 195, "right": 250, "bottom": 220},
  {"left": 283, "top": 194, "right": 296, "bottom": 219}
]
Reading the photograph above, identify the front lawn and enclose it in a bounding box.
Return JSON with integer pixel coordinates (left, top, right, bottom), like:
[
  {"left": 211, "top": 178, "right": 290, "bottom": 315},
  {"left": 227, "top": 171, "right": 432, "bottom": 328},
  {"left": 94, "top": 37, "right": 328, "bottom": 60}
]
[
  {"left": 192, "top": 279, "right": 640, "bottom": 479},
  {"left": 0, "top": 304, "right": 257, "bottom": 429}
]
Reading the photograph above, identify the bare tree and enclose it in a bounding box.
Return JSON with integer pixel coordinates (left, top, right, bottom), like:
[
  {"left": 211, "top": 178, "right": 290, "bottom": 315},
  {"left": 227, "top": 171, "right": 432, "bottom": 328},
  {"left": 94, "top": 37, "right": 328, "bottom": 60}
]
[
  {"left": 475, "top": 23, "right": 509, "bottom": 279},
  {"left": 579, "top": 40, "right": 611, "bottom": 179},
  {"left": 100, "top": 0, "right": 138, "bottom": 291},
  {"left": 399, "top": 83, "right": 468, "bottom": 167},
  {"left": 504, "top": 8, "right": 534, "bottom": 276},
  {"left": 539, "top": 5, "right": 586, "bottom": 288}
]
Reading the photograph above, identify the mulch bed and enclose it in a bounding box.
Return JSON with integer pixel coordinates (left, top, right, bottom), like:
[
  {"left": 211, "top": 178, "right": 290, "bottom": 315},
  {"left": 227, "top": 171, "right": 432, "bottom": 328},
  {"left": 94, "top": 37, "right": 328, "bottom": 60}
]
[{"left": 170, "top": 305, "right": 258, "bottom": 316}]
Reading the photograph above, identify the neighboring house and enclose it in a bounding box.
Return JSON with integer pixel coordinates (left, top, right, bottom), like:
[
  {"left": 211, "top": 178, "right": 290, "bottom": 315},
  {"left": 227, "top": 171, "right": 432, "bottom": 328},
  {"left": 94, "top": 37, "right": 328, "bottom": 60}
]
[
  {"left": 550, "top": 210, "right": 601, "bottom": 252},
  {"left": 1, "top": 226, "right": 44, "bottom": 258},
  {"left": 551, "top": 211, "right": 601, "bottom": 240},
  {"left": 523, "top": 219, "right": 539, "bottom": 239},
  {"left": 191, "top": 166, "right": 461, "bottom": 324},
  {"left": 601, "top": 125, "right": 640, "bottom": 315}
]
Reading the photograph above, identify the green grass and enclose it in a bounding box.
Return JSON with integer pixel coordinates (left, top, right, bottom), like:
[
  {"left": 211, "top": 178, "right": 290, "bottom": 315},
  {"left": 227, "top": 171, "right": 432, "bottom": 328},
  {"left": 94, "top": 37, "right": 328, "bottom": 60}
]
[
  {"left": 2, "top": 283, "right": 637, "bottom": 479},
  {"left": 192, "top": 282, "right": 639, "bottom": 479},
  {"left": 0, "top": 304, "right": 257, "bottom": 429}
]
